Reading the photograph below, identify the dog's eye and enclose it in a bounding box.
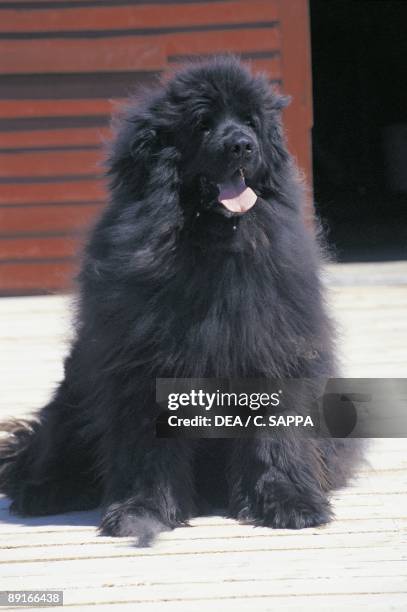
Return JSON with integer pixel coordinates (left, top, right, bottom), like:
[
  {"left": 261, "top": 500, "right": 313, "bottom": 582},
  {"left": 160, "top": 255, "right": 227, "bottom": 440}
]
[
  {"left": 198, "top": 120, "right": 211, "bottom": 134},
  {"left": 245, "top": 116, "right": 256, "bottom": 129}
]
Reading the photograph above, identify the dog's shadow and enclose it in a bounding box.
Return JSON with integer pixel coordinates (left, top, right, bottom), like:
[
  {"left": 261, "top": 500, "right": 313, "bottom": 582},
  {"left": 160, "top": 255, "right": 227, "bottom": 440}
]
[
  {"left": 0, "top": 496, "right": 101, "bottom": 529},
  {"left": 0, "top": 496, "right": 227, "bottom": 535}
]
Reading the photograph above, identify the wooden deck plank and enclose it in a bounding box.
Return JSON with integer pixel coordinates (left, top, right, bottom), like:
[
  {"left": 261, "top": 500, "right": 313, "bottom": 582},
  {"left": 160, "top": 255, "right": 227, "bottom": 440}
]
[{"left": 0, "top": 261, "right": 406, "bottom": 609}]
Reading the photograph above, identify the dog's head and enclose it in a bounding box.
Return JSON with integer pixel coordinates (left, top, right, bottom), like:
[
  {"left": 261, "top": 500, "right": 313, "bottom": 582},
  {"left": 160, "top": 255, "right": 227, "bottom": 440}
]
[
  {"left": 168, "top": 57, "right": 290, "bottom": 212},
  {"left": 108, "top": 56, "right": 292, "bottom": 226}
]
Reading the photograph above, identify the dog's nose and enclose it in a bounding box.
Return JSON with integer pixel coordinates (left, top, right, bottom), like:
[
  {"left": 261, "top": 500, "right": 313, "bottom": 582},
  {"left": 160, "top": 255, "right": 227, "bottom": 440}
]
[{"left": 228, "top": 136, "right": 254, "bottom": 159}]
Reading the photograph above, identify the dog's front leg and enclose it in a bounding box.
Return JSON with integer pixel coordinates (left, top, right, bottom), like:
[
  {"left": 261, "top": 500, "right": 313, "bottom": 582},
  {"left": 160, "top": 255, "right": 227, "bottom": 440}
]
[
  {"left": 99, "top": 403, "right": 196, "bottom": 545},
  {"left": 228, "top": 434, "right": 332, "bottom": 529}
]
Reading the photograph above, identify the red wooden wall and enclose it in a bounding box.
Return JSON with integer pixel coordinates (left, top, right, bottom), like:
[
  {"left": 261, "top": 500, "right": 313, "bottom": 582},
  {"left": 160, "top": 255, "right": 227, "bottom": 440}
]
[{"left": 0, "top": 0, "right": 312, "bottom": 294}]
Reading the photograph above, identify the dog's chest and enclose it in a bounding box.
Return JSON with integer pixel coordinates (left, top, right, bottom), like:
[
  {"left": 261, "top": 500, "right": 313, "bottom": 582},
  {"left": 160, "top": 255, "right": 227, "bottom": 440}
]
[{"left": 158, "top": 255, "right": 301, "bottom": 377}]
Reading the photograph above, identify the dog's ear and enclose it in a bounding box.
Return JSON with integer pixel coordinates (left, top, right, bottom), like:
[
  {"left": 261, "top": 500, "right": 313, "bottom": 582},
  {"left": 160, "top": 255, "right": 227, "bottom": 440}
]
[
  {"left": 107, "top": 111, "right": 161, "bottom": 183},
  {"left": 255, "top": 91, "right": 303, "bottom": 206},
  {"left": 108, "top": 116, "right": 176, "bottom": 207},
  {"left": 106, "top": 107, "right": 183, "bottom": 249},
  {"left": 273, "top": 93, "right": 291, "bottom": 111},
  {"left": 102, "top": 106, "right": 183, "bottom": 281},
  {"left": 107, "top": 100, "right": 180, "bottom": 195},
  {"left": 129, "top": 125, "right": 158, "bottom": 163}
]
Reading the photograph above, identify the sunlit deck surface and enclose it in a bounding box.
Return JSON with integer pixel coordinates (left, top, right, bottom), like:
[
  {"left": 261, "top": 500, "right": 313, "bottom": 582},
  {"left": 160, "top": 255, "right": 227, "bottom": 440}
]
[{"left": 0, "top": 261, "right": 406, "bottom": 611}]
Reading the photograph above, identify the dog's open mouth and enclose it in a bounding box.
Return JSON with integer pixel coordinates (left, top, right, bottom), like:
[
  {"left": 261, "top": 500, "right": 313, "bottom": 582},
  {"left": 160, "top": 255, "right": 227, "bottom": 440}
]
[{"left": 217, "top": 168, "right": 257, "bottom": 213}]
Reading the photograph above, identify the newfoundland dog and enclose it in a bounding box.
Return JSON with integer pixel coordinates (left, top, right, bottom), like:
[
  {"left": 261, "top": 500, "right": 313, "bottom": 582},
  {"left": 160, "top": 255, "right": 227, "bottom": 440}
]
[{"left": 0, "top": 56, "right": 361, "bottom": 545}]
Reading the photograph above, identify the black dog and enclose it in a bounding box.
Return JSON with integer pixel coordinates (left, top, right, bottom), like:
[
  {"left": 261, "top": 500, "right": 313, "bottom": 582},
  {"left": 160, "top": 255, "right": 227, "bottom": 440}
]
[{"left": 0, "top": 57, "right": 361, "bottom": 545}]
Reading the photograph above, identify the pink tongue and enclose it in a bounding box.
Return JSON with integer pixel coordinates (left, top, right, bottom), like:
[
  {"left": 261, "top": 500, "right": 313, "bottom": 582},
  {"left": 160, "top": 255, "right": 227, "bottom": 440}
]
[{"left": 217, "top": 173, "right": 257, "bottom": 213}]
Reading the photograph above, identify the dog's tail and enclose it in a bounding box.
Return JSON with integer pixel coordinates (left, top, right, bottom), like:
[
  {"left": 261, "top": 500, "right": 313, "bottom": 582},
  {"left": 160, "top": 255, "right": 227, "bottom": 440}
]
[{"left": 0, "top": 418, "right": 40, "bottom": 498}]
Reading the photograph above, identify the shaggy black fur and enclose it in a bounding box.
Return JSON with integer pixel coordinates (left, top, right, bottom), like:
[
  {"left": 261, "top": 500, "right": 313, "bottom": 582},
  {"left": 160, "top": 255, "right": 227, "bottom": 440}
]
[{"left": 0, "top": 57, "right": 362, "bottom": 545}]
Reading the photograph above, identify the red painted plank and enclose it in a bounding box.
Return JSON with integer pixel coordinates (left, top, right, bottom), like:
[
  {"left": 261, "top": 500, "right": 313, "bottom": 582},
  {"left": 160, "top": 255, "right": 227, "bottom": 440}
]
[
  {"left": 0, "top": 180, "right": 106, "bottom": 205},
  {"left": 0, "top": 128, "right": 111, "bottom": 149},
  {"left": 0, "top": 150, "right": 103, "bottom": 178},
  {"left": 0, "top": 261, "right": 75, "bottom": 293},
  {"left": 168, "top": 28, "right": 280, "bottom": 58},
  {"left": 1, "top": 2, "right": 278, "bottom": 33},
  {"left": 1, "top": 29, "right": 279, "bottom": 75},
  {"left": 0, "top": 204, "right": 101, "bottom": 233},
  {"left": 1, "top": 36, "right": 165, "bottom": 74},
  {"left": 0, "top": 99, "right": 120, "bottom": 119},
  {"left": 0, "top": 235, "right": 79, "bottom": 260},
  {"left": 247, "top": 57, "right": 281, "bottom": 80}
]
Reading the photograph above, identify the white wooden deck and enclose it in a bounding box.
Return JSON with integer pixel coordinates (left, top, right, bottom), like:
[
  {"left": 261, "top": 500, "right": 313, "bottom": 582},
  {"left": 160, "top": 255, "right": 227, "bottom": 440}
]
[{"left": 0, "top": 261, "right": 406, "bottom": 611}]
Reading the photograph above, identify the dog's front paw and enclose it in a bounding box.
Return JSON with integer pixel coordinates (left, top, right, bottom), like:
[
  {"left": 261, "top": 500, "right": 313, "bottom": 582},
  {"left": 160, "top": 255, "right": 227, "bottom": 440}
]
[
  {"left": 240, "top": 479, "right": 333, "bottom": 529},
  {"left": 100, "top": 501, "right": 172, "bottom": 546}
]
